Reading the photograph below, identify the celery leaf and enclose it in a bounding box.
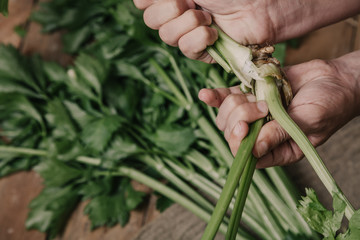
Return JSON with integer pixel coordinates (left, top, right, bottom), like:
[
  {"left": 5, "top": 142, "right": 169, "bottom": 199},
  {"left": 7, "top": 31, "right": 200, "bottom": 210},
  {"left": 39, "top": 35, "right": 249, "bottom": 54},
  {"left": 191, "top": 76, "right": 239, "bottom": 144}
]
[
  {"left": 81, "top": 115, "right": 122, "bottom": 153},
  {"left": 35, "top": 159, "right": 82, "bottom": 187},
  {"left": 151, "top": 124, "right": 196, "bottom": 157},
  {"left": 297, "top": 188, "right": 360, "bottom": 240},
  {"left": 297, "top": 188, "right": 345, "bottom": 238},
  {"left": 0, "top": 0, "right": 8, "bottom": 16},
  {"left": 26, "top": 186, "right": 79, "bottom": 239},
  {"left": 84, "top": 179, "right": 145, "bottom": 228}
]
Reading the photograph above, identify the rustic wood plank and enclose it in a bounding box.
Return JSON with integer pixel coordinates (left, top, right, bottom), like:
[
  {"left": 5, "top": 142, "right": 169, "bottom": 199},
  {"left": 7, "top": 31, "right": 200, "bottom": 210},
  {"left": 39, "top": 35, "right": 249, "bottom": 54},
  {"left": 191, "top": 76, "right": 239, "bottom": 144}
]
[
  {"left": 143, "top": 194, "right": 161, "bottom": 225},
  {"left": 19, "top": 0, "right": 72, "bottom": 66},
  {"left": 285, "top": 20, "right": 355, "bottom": 65},
  {"left": 53, "top": 181, "right": 159, "bottom": 240},
  {"left": 354, "top": 16, "right": 360, "bottom": 50},
  {"left": 0, "top": 0, "right": 34, "bottom": 47},
  {"left": 0, "top": 2, "right": 47, "bottom": 240},
  {"left": 53, "top": 200, "right": 147, "bottom": 240},
  {"left": 1, "top": 0, "right": 159, "bottom": 238},
  {"left": 134, "top": 204, "right": 225, "bottom": 240},
  {"left": 0, "top": 172, "right": 45, "bottom": 240},
  {"left": 21, "top": 22, "right": 73, "bottom": 66},
  {"left": 284, "top": 17, "right": 360, "bottom": 211}
]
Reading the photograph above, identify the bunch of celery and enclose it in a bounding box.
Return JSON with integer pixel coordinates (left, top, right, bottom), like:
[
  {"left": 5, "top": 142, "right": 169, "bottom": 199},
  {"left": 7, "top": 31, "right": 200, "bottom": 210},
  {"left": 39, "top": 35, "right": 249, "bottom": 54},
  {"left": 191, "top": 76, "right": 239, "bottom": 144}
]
[
  {"left": 201, "top": 26, "right": 357, "bottom": 239},
  {"left": 0, "top": 0, "right": 318, "bottom": 239}
]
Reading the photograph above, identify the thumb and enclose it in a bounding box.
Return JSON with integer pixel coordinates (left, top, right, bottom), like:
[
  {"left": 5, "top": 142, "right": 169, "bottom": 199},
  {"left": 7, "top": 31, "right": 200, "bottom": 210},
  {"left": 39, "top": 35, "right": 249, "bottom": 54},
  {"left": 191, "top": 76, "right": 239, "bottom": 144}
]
[{"left": 252, "top": 120, "right": 290, "bottom": 158}]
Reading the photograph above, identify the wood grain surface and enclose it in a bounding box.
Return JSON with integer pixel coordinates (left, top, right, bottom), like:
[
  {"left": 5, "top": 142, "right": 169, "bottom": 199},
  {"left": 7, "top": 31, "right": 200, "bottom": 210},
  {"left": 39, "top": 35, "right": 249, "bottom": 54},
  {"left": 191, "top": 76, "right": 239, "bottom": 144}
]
[
  {"left": 133, "top": 204, "right": 225, "bottom": 240},
  {"left": 0, "top": 1, "right": 359, "bottom": 239}
]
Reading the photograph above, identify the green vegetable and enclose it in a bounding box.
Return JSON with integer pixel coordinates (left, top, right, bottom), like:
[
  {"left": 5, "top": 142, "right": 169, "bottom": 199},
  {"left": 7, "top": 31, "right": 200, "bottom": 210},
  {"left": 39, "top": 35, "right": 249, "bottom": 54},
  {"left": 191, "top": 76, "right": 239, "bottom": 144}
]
[
  {"left": 0, "top": 1, "right": 317, "bottom": 239},
  {"left": 298, "top": 189, "right": 360, "bottom": 239},
  {"left": 0, "top": 0, "right": 8, "bottom": 16},
  {"left": 201, "top": 25, "right": 355, "bottom": 239}
]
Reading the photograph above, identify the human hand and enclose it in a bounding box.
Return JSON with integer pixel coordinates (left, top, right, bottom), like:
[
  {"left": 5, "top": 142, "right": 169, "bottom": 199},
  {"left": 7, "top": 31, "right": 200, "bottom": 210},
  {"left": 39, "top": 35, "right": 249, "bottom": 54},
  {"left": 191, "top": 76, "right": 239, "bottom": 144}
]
[
  {"left": 133, "top": 0, "right": 360, "bottom": 63},
  {"left": 199, "top": 58, "right": 359, "bottom": 168},
  {"left": 133, "top": 0, "right": 280, "bottom": 63}
]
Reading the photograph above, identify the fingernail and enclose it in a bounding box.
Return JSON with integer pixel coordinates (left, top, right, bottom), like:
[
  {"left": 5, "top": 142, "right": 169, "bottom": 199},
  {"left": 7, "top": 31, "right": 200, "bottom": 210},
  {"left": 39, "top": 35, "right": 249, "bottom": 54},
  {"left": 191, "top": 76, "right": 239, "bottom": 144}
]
[
  {"left": 233, "top": 123, "right": 241, "bottom": 137},
  {"left": 257, "top": 101, "right": 268, "bottom": 113},
  {"left": 257, "top": 141, "right": 268, "bottom": 157}
]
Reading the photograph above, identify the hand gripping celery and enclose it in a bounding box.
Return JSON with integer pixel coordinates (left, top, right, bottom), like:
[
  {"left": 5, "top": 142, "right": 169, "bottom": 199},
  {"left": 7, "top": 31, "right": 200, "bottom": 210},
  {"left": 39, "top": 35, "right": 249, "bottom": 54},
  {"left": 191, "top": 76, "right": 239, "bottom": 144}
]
[{"left": 201, "top": 26, "right": 354, "bottom": 240}]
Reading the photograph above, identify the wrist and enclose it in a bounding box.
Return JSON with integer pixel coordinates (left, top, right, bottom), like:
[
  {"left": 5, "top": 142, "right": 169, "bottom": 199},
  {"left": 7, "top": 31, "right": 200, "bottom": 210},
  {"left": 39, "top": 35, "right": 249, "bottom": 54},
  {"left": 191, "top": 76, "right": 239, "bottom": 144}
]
[
  {"left": 272, "top": 0, "right": 360, "bottom": 42},
  {"left": 330, "top": 50, "right": 360, "bottom": 118}
]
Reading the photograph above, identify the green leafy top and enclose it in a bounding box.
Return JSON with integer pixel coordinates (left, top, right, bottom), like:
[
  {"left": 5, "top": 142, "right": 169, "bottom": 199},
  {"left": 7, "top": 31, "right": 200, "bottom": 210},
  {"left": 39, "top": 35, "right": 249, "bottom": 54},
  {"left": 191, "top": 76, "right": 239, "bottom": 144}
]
[
  {"left": 298, "top": 188, "right": 360, "bottom": 240},
  {"left": 0, "top": 0, "right": 8, "bottom": 16}
]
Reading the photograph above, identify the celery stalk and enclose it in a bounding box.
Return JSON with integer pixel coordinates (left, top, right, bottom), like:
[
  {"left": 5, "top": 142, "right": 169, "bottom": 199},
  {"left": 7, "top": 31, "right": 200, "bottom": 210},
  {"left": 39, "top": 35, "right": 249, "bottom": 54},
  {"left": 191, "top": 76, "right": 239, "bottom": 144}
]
[
  {"left": 255, "top": 76, "right": 355, "bottom": 219},
  {"left": 201, "top": 119, "right": 263, "bottom": 240}
]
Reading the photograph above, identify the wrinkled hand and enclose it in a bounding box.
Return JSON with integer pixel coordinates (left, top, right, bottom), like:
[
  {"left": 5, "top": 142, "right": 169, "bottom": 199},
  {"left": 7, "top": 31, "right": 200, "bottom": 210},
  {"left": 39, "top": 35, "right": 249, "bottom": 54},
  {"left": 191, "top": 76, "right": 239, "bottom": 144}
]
[
  {"left": 133, "top": 0, "right": 280, "bottom": 63},
  {"left": 199, "top": 59, "right": 358, "bottom": 168},
  {"left": 134, "top": 0, "right": 360, "bottom": 63}
]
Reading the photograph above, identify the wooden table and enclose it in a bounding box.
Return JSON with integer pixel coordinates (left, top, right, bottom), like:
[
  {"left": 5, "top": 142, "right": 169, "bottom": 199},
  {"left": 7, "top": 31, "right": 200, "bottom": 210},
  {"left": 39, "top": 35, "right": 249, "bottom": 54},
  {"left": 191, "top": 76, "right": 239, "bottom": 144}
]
[{"left": 1, "top": 1, "right": 360, "bottom": 239}]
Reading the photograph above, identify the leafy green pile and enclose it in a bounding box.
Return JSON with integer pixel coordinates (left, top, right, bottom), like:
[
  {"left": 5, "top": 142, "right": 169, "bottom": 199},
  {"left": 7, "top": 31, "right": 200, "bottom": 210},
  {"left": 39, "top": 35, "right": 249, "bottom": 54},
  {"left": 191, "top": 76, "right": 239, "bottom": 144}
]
[
  {"left": 0, "top": 0, "right": 8, "bottom": 16},
  {"left": 0, "top": 0, "right": 322, "bottom": 239},
  {"left": 298, "top": 189, "right": 360, "bottom": 239}
]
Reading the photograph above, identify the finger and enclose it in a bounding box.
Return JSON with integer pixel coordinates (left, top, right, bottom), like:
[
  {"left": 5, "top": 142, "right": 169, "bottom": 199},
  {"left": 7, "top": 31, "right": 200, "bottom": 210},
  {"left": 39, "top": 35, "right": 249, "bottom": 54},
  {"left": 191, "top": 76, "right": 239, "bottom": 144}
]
[
  {"left": 133, "top": 0, "right": 156, "bottom": 10},
  {"left": 159, "top": 9, "right": 212, "bottom": 46},
  {"left": 223, "top": 101, "right": 268, "bottom": 140},
  {"left": 144, "top": 0, "right": 195, "bottom": 29},
  {"left": 228, "top": 121, "right": 249, "bottom": 156},
  {"left": 215, "top": 94, "right": 251, "bottom": 131},
  {"left": 253, "top": 120, "right": 290, "bottom": 158},
  {"left": 198, "top": 86, "right": 248, "bottom": 108},
  {"left": 256, "top": 139, "right": 304, "bottom": 168},
  {"left": 178, "top": 26, "right": 218, "bottom": 61}
]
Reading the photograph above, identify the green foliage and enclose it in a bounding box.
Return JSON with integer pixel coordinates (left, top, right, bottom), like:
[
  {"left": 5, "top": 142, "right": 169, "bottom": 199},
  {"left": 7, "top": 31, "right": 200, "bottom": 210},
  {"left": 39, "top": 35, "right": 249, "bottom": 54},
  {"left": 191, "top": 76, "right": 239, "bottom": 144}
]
[
  {"left": 84, "top": 179, "right": 145, "bottom": 228},
  {"left": 26, "top": 186, "right": 80, "bottom": 239},
  {"left": 14, "top": 25, "right": 27, "bottom": 38},
  {"left": 273, "top": 43, "right": 287, "bottom": 67},
  {"left": 81, "top": 115, "right": 122, "bottom": 154},
  {"left": 0, "top": 0, "right": 313, "bottom": 239},
  {"left": 151, "top": 124, "right": 196, "bottom": 157},
  {"left": 0, "top": 0, "right": 8, "bottom": 16},
  {"left": 298, "top": 189, "right": 360, "bottom": 239},
  {"left": 156, "top": 195, "right": 174, "bottom": 212},
  {"left": 35, "top": 159, "right": 82, "bottom": 187}
]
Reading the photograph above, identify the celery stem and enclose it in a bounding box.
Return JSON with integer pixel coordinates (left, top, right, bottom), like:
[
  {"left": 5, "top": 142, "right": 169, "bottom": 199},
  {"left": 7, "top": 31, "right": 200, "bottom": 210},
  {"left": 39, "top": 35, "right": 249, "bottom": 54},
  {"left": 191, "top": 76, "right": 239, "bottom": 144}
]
[
  {"left": 201, "top": 118, "right": 263, "bottom": 240},
  {"left": 257, "top": 77, "right": 355, "bottom": 220}
]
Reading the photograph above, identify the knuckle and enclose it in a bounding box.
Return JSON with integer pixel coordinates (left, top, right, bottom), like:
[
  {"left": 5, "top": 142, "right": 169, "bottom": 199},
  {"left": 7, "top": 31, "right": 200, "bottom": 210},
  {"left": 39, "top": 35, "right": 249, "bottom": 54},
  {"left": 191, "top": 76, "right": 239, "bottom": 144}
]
[
  {"left": 225, "top": 94, "right": 241, "bottom": 105},
  {"left": 199, "top": 26, "right": 213, "bottom": 42},
  {"left": 290, "top": 142, "right": 304, "bottom": 162},
  {"left": 276, "top": 125, "right": 288, "bottom": 143},
  {"left": 232, "top": 105, "right": 247, "bottom": 120},
  {"left": 307, "top": 59, "right": 336, "bottom": 77},
  {"left": 186, "top": 9, "right": 202, "bottom": 26},
  {"left": 171, "top": 0, "right": 185, "bottom": 17}
]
